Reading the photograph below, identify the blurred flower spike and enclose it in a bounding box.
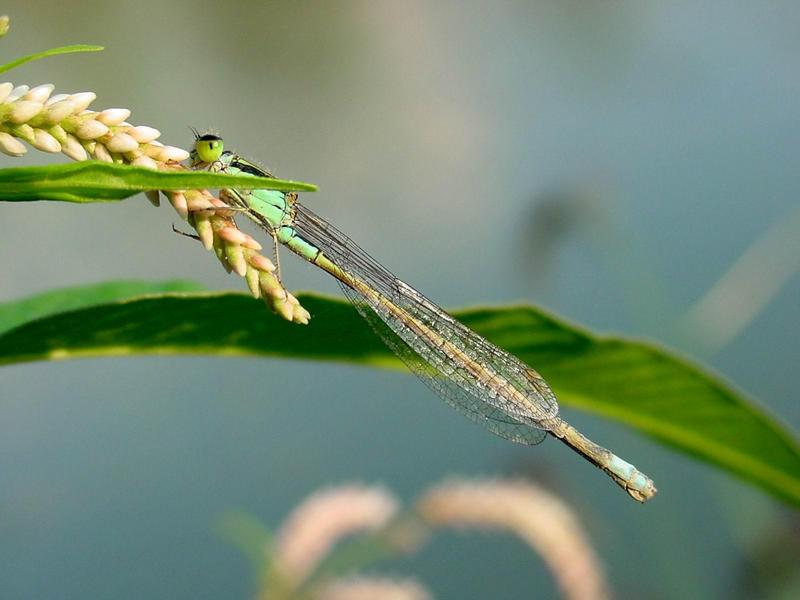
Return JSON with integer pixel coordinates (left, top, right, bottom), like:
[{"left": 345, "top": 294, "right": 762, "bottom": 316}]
[
  {"left": 418, "top": 479, "right": 610, "bottom": 600},
  {"left": 245, "top": 478, "right": 609, "bottom": 600}
]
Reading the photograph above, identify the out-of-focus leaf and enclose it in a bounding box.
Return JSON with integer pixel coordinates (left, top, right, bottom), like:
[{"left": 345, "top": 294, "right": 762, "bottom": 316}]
[
  {"left": 0, "top": 284, "right": 797, "bottom": 507},
  {"left": 0, "top": 280, "right": 202, "bottom": 335}
]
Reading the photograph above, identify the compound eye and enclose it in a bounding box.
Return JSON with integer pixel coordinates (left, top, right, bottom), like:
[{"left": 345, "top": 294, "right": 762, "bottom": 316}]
[{"left": 195, "top": 137, "right": 224, "bottom": 162}]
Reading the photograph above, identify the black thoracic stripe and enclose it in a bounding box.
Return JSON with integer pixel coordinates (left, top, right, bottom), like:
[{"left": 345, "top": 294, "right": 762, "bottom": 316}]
[{"left": 230, "top": 157, "right": 272, "bottom": 178}]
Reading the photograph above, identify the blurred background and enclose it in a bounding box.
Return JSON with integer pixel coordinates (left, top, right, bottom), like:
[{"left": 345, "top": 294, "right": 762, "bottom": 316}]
[{"left": 1, "top": 1, "right": 799, "bottom": 598}]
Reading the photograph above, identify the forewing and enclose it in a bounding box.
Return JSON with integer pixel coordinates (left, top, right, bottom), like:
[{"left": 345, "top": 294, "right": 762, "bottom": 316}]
[
  {"left": 341, "top": 281, "right": 546, "bottom": 444},
  {"left": 292, "top": 203, "right": 558, "bottom": 443}
]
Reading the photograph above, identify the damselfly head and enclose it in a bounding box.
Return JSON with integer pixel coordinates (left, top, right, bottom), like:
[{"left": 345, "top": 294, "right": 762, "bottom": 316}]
[{"left": 190, "top": 130, "right": 224, "bottom": 165}]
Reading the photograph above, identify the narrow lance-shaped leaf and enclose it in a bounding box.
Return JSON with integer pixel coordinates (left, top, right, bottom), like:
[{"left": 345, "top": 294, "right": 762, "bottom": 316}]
[
  {"left": 0, "top": 283, "right": 797, "bottom": 507},
  {"left": 0, "top": 44, "right": 104, "bottom": 75},
  {"left": 0, "top": 161, "right": 317, "bottom": 203}
]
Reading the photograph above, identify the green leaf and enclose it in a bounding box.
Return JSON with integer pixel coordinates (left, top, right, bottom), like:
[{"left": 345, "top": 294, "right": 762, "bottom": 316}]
[
  {"left": 0, "top": 284, "right": 798, "bottom": 506},
  {"left": 0, "top": 280, "right": 203, "bottom": 336},
  {"left": 0, "top": 44, "right": 104, "bottom": 75},
  {"left": 0, "top": 161, "right": 317, "bottom": 203},
  {"left": 215, "top": 510, "right": 274, "bottom": 579}
]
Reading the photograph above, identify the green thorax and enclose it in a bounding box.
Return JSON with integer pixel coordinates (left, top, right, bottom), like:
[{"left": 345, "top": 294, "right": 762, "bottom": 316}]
[
  {"left": 215, "top": 151, "right": 294, "bottom": 232},
  {"left": 193, "top": 147, "right": 320, "bottom": 261}
]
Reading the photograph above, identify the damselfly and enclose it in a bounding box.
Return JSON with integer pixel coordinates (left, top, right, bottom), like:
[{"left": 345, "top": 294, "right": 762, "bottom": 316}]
[{"left": 190, "top": 133, "right": 657, "bottom": 502}]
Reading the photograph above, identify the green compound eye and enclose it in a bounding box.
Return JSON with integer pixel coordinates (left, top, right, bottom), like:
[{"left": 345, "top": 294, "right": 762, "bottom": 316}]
[{"left": 194, "top": 133, "right": 224, "bottom": 162}]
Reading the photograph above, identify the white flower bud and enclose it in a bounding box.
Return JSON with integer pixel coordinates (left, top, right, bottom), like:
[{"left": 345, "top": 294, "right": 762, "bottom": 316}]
[
  {"left": 245, "top": 268, "right": 261, "bottom": 298},
  {"left": 168, "top": 192, "right": 189, "bottom": 220},
  {"left": 48, "top": 124, "right": 67, "bottom": 143},
  {"left": 9, "top": 100, "right": 43, "bottom": 123},
  {"left": 93, "top": 143, "right": 113, "bottom": 162},
  {"left": 292, "top": 301, "right": 311, "bottom": 324},
  {"left": 158, "top": 145, "right": 190, "bottom": 162},
  {"left": 194, "top": 215, "right": 214, "bottom": 250},
  {"left": 45, "top": 93, "right": 69, "bottom": 106},
  {"left": 12, "top": 123, "right": 34, "bottom": 142},
  {"left": 96, "top": 108, "right": 131, "bottom": 126},
  {"left": 270, "top": 295, "right": 295, "bottom": 322},
  {"left": 127, "top": 125, "right": 160, "bottom": 143},
  {"left": 61, "top": 134, "right": 87, "bottom": 161},
  {"left": 68, "top": 92, "right": 96, "bottom": 113},
  {"left": 0, "top": 131, "right": 26, "bottom": 156},
  {"left": 141, "top": 143, "right": 163, "bottom": 158},
  {"left": 23, "top": 84, "right": 54, "bottom": 103},
  {"left": 31, "top": 129, "right": 61, "bottom": 153},
  {"left": 105, "top": 132, "right": 139, "bottom": 153},
  {"left": 74, "top": 119, "right": 109, "bottom": 140},
  {"left": 43, "top": 99, "right": 77, "bottom": 123},
  {"left": 131, "top": 155, "right": 159, "bottom": 170},
  {"left": 0, "top": 82, "right": 13, "bottom": 103},
  {"left": 7, "top": 85, "right": 29, "bottom": 102}
]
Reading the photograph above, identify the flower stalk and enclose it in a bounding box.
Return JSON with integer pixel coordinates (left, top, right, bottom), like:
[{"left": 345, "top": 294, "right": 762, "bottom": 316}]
[{"left": 0, "top": 81, "right": 310, "bottom": 324}]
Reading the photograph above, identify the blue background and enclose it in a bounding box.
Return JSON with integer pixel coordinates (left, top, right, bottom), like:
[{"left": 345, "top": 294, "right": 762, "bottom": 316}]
[{"left": 1, "top": 2, "right": 798, "bottom": 598}]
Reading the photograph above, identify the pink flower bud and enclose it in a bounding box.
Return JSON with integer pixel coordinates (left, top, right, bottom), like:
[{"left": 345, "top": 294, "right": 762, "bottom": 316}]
[
  {"left": 259, "top": 271, "right": 284, "bottom": 294},
  {"left": 186, "top": 196, "right": 216, "bottom": 212},
  {"left": 225, "top": 243, "right": 248, "bottom": 276},
  {"left": 248, "top": 253, "right": 276, "bottom": 272},
  {"left": 240, "top": 234, "right": 263, "bottom": 251},
  {"left": 217, "top": 226, "right": 248, "bottom": 245}
]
